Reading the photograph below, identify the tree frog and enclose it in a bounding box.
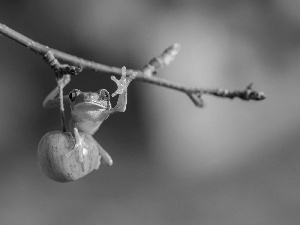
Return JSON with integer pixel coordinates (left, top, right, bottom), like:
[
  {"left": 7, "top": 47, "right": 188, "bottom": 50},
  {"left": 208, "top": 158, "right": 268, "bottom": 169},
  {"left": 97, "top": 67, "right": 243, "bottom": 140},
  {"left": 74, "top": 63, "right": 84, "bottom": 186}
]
[
  {"left": 65, "top": 66, "right": 136, "bottom": 168},
  {"left": 39, "top": 66, "right": 136, "bottom": 182}
]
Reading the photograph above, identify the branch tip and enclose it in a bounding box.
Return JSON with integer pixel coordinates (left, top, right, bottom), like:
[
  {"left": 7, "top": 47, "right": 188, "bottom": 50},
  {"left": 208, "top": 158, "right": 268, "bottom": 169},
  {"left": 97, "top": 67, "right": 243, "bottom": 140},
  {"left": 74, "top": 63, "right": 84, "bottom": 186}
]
[
  {"left": 143, "top": 43, "right": 181, "bottom": 77},
  {"left": 246, "top": 82, "right": 253, "bottom": 90},
  {"left": 187, "top": 91, "right": 204, "bottom": 107},
  {"left": 207, "top": 84, "right": 266, "bottom": 101}
]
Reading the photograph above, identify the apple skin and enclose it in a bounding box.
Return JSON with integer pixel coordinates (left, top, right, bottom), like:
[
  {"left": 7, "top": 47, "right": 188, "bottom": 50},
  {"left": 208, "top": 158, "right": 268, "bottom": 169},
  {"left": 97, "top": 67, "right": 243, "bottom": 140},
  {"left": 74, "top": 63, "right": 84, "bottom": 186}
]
[{"left": 37, "top": 131, "right": 101, "bottom": 182}]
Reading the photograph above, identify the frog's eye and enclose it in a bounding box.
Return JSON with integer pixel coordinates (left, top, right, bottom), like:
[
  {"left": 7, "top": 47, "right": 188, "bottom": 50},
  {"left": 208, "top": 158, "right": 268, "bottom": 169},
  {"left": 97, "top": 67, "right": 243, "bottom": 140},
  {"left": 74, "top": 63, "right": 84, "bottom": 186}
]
[
  {"left": 69, "top": 89, "right": 80, "bottom": 102},
  {"left": 99, "top": 89, "right": 110, "bottom": 101}
]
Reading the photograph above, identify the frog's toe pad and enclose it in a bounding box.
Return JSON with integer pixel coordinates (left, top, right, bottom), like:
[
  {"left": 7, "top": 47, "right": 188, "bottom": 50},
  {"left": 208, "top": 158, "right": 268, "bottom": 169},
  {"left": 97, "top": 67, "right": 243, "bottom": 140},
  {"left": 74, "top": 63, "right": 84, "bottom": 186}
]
[{"left": 95, "top": 155, "right": 101, "bottom": 170}]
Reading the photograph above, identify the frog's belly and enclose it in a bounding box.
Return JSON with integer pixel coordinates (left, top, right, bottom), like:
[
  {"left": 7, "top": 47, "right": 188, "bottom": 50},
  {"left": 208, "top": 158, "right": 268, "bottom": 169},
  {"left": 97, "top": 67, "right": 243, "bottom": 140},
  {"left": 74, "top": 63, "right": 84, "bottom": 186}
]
[{"left": 76, "top": 120, "right": 102, "bottom": 135}]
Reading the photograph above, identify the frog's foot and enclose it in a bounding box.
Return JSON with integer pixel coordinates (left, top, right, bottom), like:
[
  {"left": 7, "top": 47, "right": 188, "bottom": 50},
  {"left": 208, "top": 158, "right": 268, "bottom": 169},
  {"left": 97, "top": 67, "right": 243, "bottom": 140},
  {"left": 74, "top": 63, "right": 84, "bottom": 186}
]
[
  {"left": 111, "top": 66, "right": 137, "bottom": 97},
  {"left": 64, "top": 128, "right": 85, "bottom": 167},
  {"left": 94, "top": 155, "right": 101, "bottom": 170},
  {"left": 96, "top": 142, "right": 113, "bottom": 166}
]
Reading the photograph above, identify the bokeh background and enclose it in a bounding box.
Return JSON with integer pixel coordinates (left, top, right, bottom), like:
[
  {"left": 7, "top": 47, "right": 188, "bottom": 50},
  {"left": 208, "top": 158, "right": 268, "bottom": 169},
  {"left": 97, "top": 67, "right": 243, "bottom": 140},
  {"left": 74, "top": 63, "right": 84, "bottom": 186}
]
[{"left": 1, "top": 0, "right": 300, "bottom": 224}]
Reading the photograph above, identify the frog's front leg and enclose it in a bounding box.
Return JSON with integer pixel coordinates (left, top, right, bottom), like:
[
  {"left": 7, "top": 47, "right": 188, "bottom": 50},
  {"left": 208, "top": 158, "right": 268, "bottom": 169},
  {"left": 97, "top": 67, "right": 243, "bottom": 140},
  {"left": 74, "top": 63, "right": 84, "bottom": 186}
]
[
  {"left": 43, "top": 74, "right": 71, "bottom": 109},
  {"left": 109, "top": 66, "right": 136, "bottom": 113}
]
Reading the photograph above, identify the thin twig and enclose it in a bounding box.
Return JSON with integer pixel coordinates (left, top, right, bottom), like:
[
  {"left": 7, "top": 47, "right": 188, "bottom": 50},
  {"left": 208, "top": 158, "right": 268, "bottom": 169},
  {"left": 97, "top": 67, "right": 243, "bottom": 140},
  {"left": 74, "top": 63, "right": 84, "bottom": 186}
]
[
  {"left": 58, "top": 82, "right": 66, "bottom": 132},
  {"left": 143, "top": 43, "right": 181, "bottom": 76},
  {"left": 0, "top": 23, "right": 266, "bottom": 107}
]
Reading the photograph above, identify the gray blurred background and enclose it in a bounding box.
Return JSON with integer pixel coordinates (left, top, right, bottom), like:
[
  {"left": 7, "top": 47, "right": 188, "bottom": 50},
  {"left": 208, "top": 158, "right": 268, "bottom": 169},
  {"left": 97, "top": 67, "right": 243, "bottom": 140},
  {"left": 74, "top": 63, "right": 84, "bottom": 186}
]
[{"left": 1, "top": 0, "right": 300, "bottom": 224}]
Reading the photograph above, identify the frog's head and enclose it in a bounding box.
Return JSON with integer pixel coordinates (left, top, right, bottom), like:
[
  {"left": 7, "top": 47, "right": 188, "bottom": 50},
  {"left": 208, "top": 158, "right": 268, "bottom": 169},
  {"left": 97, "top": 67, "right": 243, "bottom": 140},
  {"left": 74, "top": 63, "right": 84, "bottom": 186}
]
[{"left": 69, "top": 89, "right": 112, "bottom": 112}]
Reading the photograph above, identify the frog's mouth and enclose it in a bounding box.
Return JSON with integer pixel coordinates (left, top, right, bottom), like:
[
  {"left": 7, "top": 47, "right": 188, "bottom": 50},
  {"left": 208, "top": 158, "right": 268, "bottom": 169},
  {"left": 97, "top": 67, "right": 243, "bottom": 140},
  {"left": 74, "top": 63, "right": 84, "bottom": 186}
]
[
  {"left": 75, "top": 100, "right": 111, "bottom": 110},
  {"left": 91, "top": 100, "right": 111, "bottom": 110}
]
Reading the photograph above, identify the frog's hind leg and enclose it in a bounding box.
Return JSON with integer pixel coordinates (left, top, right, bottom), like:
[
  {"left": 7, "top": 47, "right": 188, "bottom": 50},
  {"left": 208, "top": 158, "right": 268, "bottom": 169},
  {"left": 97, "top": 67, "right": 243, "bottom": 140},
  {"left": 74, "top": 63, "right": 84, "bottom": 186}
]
[
  {"left": 64, "top": 128, "right": 85, "bottom": 168},
  {"left": 96, "top": 142, "right": 113, "bottom": 166}
]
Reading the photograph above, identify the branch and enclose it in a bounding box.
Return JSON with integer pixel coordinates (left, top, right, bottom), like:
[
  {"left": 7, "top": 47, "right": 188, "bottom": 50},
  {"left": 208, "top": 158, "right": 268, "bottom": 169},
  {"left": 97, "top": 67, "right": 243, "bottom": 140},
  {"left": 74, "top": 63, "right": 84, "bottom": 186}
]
[{"left": 0, "top": 23, "right": 266, "bottom": 107}]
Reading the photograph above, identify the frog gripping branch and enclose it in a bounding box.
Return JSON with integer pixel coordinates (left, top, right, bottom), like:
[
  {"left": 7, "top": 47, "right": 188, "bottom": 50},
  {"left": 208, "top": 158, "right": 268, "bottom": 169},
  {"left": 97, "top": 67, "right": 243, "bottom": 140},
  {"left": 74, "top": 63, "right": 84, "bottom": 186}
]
[
  {"left": 38, "top": 59, "right": 136, "bottom": 182},
  {"left": 0, "top": 23, "right": 266, "bottom": 182}
]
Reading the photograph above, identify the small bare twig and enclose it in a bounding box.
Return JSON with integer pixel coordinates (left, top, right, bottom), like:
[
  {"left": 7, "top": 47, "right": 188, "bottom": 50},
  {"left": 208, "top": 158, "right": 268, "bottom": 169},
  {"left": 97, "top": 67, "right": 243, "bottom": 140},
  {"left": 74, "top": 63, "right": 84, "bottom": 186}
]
[
  {"left": 57, "top": 81, "right": 66, "bottom": 132},
  {"left": 207, "top": 83, "right": 265, "bottom": 100},
  {"left": 143, "top": 43, "right": 181, "bottom": 77},
  {"left": 186, "top": 83, "right": 265, "bottom": 107},
  {"left": 0, "top": 23, "right": 266, "bottom": 107}
]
